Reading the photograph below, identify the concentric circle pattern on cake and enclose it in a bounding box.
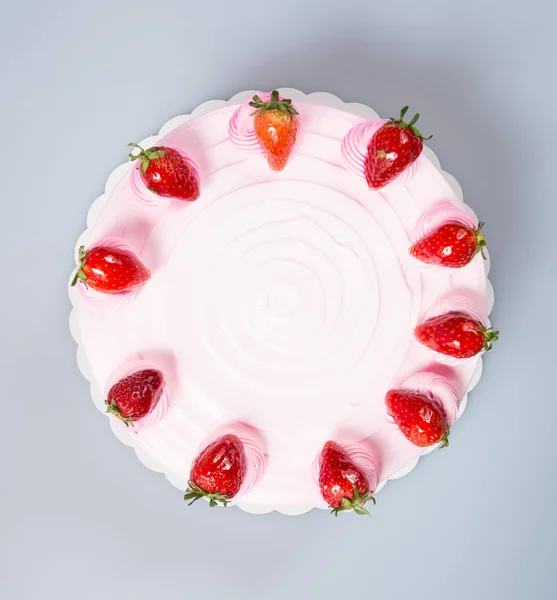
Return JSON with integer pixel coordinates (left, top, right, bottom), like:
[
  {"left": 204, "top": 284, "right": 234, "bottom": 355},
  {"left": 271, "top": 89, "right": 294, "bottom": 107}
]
[{"left": 69, "top": 89, "right": 495, "bottom": 516}]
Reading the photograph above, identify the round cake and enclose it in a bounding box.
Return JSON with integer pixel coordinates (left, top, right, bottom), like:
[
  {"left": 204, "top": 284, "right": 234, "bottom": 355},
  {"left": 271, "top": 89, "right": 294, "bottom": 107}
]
[{"left": 69, "top": 89, "right": 495, "bottom": 515}]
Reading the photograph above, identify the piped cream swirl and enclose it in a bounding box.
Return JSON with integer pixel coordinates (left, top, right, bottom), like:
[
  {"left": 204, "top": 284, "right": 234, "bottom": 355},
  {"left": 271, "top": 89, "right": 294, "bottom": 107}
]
[
  {"left": 104, "top": 355, "right": 170, "bottom": 432},
  {"left": 341, "top": 119, "right": 418, "bottom": 186}
]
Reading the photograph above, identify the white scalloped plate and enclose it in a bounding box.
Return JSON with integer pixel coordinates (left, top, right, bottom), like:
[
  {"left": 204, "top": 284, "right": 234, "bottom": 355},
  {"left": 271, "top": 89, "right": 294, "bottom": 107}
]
[{"left": 69, "top": 89, "right": 495, "bottom": 516}]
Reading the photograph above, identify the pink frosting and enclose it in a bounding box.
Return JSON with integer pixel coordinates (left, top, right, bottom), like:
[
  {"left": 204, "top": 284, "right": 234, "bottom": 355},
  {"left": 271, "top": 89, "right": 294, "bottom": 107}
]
[
  {"left": 409, "top": 199, "right": 481, "bottom": 280},
  {"left": 341, "top": 119, "right": 418, "bottom": 186},
  {"left": 75, "top": 237, "right": 146, "bottom": 309},
  {"left": 104, "top": 355, "right": 170, "bottom": 432},
  {"left": 411, "top": 199, "right": 478, "bottom": 245},
  {"left": 419, "top": 290, "right": 488, "bottom": 366},
  {"left": 73, "top": 99, "right": 489, "bottom": 509},
  {"left": 129, "top": 147, "right": 200, "bottom": 210},
  {"left": 421, "top": 290, "right": 486, "bottom": 323},
  {"left": 195, "top": 423, "right": 267, "bottom": 500},
  {"left": 228, "top": 92, "right": 303, "bottom": 157},
  {"left": 313, "top": 441, "right": 380, "bottom": 494},
  {"left": 395, "top": 370, "right": 460, "bottom": 428}
]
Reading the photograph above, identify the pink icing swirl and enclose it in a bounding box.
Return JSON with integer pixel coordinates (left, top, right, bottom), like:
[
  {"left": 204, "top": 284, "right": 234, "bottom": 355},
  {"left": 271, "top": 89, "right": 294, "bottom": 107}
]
[
  {"left": 129, "top": 147, "right": 200, "bottom": 210},
  {"left": 411, "top": 199, "right": 478, "bottom": 246},
  {"left": 75, "top": 237, "right": 145, "bottom": 309},
  {"left": 228, "top": 92, "right": 303, "bottom": 156},
  {"left": 104, "top": 355, "right": 170, "bottom": 432},
  {"left": 312, "top": 441, "right": 380, "bottom": 493},
  {"left": 341, "top": 119, "right": 418, "bottom": 186},
  {"left": 422, "top": 290, "right": 486, "bottom": 323},
  {"left": 397, "top": 370, "right": 460, "bottom": 428},
  {"left": 420, "top": 290, "right": 488, "bottom": 366},
  {"left": 196, "top": 422, "right": 267, "bottom": 499}
]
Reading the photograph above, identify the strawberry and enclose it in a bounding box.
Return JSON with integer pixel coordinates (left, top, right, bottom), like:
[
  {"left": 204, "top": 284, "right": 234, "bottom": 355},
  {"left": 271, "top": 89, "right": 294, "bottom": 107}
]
[
  {"left": 415, "top": 312, "right": 499, "bottom": 359},
  {"left": 249, "top": 90, "right": 299, "bottom": 171},
  {"left": 365, "top": 106, "right": 431, "bottom": 190},
  {"left": 71, "top": 245, "right": 150, "bottom": 294},
  {"left": 386, "top": 389, "right": 449, "bottom": 447},
  {"left": 105, "top": 369, "right": 164, "bottom": 427},
  {"left": 128, "top": 143, "right": 200, "bottom": 201},
  {"left": 410, "top": 221, "right": 488, "bottom": 268},
  {"left": 318, "top": 441, "right": 375, "bottom": 517},
  {"left": 184, "top": 434, "right": 245, "bottom": 507}
]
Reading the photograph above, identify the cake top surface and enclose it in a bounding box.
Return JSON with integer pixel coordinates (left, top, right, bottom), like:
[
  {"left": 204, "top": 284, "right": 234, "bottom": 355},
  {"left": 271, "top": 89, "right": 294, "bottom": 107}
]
[{"left": 70, "top": 90, "right": 493, "bottom": 515}]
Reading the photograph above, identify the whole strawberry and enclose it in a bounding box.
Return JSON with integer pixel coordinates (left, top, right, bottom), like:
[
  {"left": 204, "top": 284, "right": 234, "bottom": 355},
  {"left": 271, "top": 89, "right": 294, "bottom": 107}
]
[
  {"left": 415, "top": 312, "right": 499, "bottom": 359},
  {"left": 71, "top": 245, "right": 150, "bottom": 294},
  {"left": 410, "top": 221, "right": 488, "bottom": 268},
  {"left": 319, "top": 441, "right": 375, "bottom": 517},
  {"left": 128, "top": 143, "right": 200, "bottom": 201},
  {"left": 386, "top": 389, "right": 449, "bottom": 448},
  {"left": 249, "top": 91, "right": 299, "bottom": 171},
  {"left": 105, "top": 369, "right": 164, "bottom": 427},
  {"left": 184, "top": 434, "right": 245, "bottom": 507},
  {"left": 365, "top": 106, "right": 431, "bottom": 190}
]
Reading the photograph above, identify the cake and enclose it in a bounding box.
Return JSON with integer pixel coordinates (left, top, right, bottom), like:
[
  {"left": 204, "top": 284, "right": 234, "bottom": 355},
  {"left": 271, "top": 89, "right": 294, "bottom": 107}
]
[{"left": 69, "top": 89, "right": 496, "bottom": 516}]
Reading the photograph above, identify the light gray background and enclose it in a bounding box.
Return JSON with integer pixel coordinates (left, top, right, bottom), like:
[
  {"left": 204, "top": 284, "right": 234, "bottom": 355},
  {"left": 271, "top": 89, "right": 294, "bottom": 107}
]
[{"left": 1, "top": 0, "right": 556, "bottom": 598}]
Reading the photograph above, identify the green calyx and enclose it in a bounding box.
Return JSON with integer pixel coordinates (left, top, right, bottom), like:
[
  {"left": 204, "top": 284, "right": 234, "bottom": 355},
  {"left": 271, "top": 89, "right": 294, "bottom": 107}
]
[
  {"left": 128, "top": 142, "right": 166, "bottom": 174},
  {"left": 439, "top": 425, "right": 451, "bottom": 449},
  {"left": 330, "top": 485, "right": 376, "bottom": 517},
  {"left": 472, "top": 221, "right": 488, "bottom": 260},
  {"left": 70, "top": 245, "right": 88, "bottom": 287},
  {"left": 390, "top": 106, "right": 432, "bottom": 140},
  {"left": 184, "top": 480, "right": 230, "bottom": 508},
  {"left": 249, "top": 90, "right": 299, "bottom": 116},
  {"left": 104, "top": 399, "right": 134, "bottom": 427},
  {"left": 478, "top": 324, "right": 500, "bottom": 352}
]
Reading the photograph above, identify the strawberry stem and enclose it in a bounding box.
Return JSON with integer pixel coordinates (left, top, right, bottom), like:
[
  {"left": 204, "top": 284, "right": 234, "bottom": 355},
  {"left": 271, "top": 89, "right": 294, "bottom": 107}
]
[
  {"left": 473, "top": 221, "right": 488, "bottom": 260},
  {"left": 329, "top": 485, "right": 376, "bottom": 517},
  {"left": 184, "top": 480, "right": 230, "bottom": 507},
  {"left": 478, "top": 325, "right": 499, "bottom": 351},
  {"left": 391, "top": 105, "right": 432, "bottom": 140},
  {"left": 128, "top": 142, "right": 166, "bottom": 174},
  {"left": 439, "top": 425, "right": 450, "bottom": 449},
  {"left": 249, "top": 90, "right": 299, "bottom": 116},
  {"left": 71, "top": 245, "right": 88, "bottom": 287},
  {"left": 105, "top": 399, "right": 134, "bottom": 427}
]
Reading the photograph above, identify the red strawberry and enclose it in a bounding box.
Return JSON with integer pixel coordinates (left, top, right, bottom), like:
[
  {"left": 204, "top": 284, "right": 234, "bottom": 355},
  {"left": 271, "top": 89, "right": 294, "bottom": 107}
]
[
  {"left": 410, "top": 221, "right": 488, "bottom": 268},
  {"left": 415, "top": 312, "right": 499, "bottom": 359},
  {"left": 185, "top": 434, "right": 245, "bottom": 507},
  {"left": 71, "top": 245, "right": 150, "bottom": 294},
  {"left": 318, "top": 441, "right": 375, "bottom": 517},
  {"left": 386, "top": 389, "right": 449, "bottom": 447},
  {"left": 128, "top": 143, "right": 200, "bottom": 201},
  {"left": 365, "top": 106, "right": 431, "bottom": 190},
  {"left": 105, "top": 369, "right": 164, "bottom": 427},
  {"left": 249, "top": 91, "right": 299, "bottom": 171}
]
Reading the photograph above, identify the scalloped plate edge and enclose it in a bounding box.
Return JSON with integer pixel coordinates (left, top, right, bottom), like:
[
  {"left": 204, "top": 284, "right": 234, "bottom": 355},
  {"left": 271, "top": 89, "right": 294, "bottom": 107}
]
[{"left": 69, "top": 89, "right": 495, "bottom": 516}]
